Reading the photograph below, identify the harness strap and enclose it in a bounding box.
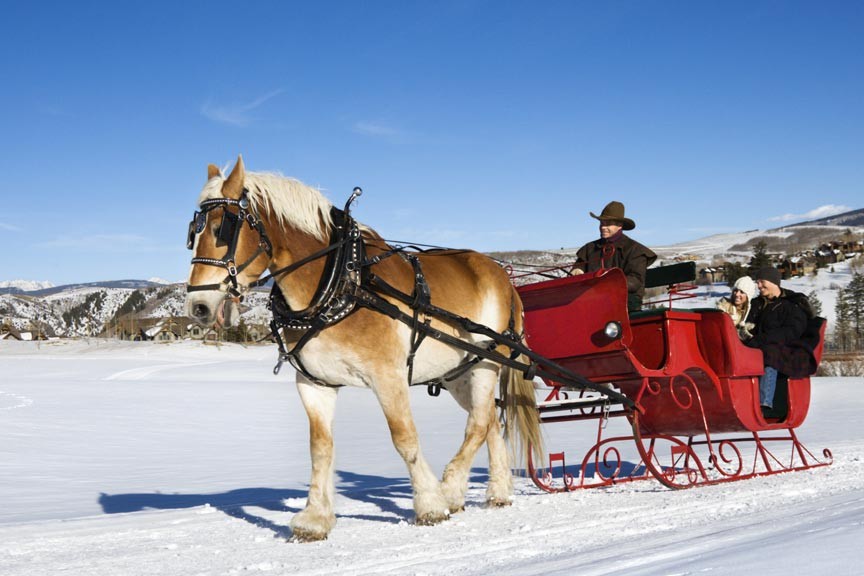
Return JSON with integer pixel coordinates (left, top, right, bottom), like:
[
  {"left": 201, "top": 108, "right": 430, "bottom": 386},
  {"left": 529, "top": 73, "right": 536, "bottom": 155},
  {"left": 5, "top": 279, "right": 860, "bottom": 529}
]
[
  {"left": 405, "top": 254, "right": 431, "bottom": 386},
  {"left": 189, "top": 243, "right": 270, "bottom": 295},
  {"left": 271, "top": 315, "right": 340, "bottom": 388},
  {"left": 357, "top": 277, "right": 636, "bottom": 408},
  {"left": 249, "top": 242, "right": 343, "bottom": 289},
  {"left": 417, "top": 342, "right": 496, "bottom": 396}
]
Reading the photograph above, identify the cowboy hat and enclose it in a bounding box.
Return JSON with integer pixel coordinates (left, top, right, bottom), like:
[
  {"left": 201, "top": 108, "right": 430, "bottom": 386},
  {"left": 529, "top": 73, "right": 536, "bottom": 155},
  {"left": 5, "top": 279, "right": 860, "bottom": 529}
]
[{"left": 590, "top": 201, "right": 635, "bottom": 231}]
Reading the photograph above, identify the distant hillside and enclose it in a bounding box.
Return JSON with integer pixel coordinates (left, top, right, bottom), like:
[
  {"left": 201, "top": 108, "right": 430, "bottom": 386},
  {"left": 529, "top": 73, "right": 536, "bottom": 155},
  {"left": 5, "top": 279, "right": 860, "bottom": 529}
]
[
  {"left": 785, "top": 208, "right": 864, "bottom": 228},
  {"left": 1, "top": 282, "right": 272, "bottom": 338},
  {"left": 29, "top": 280, "right": 165, "bottom": 297},
  {"left": 651, "top": 206, "right": 863, "bottom": 263}
]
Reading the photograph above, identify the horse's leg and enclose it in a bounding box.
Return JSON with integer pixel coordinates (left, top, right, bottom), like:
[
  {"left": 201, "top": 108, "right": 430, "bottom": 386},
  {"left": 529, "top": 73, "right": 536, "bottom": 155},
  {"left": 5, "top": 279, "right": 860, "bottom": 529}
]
[
  {"left": 374, "top": 375, "right": 450, "bottom": 526},
  {"left": 440, "top": 362, "right": 501, "bottom": 513},
  {"left": 483, "top": 402, "right": 513, "bottom": 507},
  {"left": 290, "top": 375, "right": 339, "bottom": 542}
]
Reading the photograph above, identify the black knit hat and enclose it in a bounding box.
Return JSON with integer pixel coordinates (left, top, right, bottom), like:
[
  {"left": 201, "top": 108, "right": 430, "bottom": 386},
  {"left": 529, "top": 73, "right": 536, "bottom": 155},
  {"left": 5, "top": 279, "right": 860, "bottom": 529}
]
[{"left": 755, "top": 267, "right": 781, "bottom": 287}]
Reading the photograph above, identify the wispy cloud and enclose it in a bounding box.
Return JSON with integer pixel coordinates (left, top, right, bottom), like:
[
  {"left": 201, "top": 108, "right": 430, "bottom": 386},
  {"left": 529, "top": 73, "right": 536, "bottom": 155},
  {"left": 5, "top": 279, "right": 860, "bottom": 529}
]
[
  {"left": 769, "top": 204, "right": 852, "bottom": 223},
  {"left": 201, "top": 89, "right": 284, "bottom": 127},
  {"left": 0, "top": 222, "right": 22, "bottom": 232},
  {"left": 35, "top": 234, "right": 164, "bottom": 252},
  {"left": 352, "top": 121, "right": 401, "bottom": 138}
]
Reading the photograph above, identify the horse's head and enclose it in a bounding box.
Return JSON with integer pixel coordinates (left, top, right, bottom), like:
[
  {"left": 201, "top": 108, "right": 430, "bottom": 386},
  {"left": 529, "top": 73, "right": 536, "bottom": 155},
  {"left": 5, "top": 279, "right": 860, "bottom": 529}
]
[{"left": 185, "top": 156, "right": 273, "bottom": 328}]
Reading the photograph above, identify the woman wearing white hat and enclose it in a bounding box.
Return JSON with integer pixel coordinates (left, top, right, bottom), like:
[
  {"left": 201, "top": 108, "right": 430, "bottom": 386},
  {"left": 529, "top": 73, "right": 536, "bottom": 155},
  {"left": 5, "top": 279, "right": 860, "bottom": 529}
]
[{"left": 716, "top": 275, "right": 758, "bottom": 339}]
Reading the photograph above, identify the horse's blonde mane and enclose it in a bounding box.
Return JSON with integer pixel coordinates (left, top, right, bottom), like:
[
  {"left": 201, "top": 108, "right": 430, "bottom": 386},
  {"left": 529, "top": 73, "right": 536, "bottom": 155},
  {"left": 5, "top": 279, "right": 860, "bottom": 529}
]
[{"left": 199, "top": 170, "right": 333, "bottom": 241}]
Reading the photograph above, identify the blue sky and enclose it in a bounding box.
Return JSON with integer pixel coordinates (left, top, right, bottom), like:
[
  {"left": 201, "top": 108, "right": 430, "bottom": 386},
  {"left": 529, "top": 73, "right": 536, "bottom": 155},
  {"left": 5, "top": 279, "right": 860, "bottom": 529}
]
[{"left": 1, "top": 1, "right": 861, "bottom": 285}]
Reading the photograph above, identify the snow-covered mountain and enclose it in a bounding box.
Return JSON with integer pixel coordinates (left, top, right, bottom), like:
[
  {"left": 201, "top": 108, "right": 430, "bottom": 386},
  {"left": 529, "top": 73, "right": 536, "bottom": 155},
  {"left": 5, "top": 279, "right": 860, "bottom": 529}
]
[
  {"left": 0, "top": 280, "right": 54, "bottom": 294},
  {"left": 651, "top": 224, "right": 864, "bottom": 263},
  {"left": 789, "top": 207, "right": 864, "bottom": 228},
  {"left": 1, "top": 282, "right": 272, "bottom": 338}
]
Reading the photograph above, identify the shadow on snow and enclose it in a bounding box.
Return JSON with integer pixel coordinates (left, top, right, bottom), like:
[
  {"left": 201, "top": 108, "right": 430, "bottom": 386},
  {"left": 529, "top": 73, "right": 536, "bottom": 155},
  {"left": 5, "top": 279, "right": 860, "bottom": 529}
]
[{"left": 98, "top": 468, "right": 492, "bottom": 539}]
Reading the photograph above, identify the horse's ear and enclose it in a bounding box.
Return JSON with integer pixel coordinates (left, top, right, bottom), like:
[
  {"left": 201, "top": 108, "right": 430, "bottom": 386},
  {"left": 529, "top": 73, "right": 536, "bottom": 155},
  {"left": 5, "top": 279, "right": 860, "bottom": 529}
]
[
  {"left": 222, "top": 155, "right": 245, "bottom": 199},
  {"left": 207, "top": 164, "right": 221, "bottom": 180}
]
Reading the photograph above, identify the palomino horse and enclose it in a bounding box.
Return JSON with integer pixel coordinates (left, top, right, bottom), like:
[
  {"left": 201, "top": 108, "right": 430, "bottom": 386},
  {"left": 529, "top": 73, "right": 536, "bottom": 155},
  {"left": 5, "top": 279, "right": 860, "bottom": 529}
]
[{"left": 185, "top": 156, "right": 542, "bottom": 541}]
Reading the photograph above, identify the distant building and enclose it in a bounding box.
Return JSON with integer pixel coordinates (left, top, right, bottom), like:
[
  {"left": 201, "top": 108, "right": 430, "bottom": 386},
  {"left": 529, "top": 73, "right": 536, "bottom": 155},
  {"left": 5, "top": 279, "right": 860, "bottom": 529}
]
[
  {"left": 699, "top": 267, "right": 726, "bottom": 283},
  {"left": 780, "top": 255, "right": 815, "bottom": 278},
  {"left": 101, "top": 314, "right": 269, "bottom": 343}
]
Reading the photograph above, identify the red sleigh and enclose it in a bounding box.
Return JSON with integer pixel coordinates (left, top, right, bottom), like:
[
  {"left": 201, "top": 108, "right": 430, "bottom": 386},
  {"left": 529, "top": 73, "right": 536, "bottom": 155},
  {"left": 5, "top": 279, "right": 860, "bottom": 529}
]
[{"left": 516, "top": 264, "right": 831, "bottom": 491}]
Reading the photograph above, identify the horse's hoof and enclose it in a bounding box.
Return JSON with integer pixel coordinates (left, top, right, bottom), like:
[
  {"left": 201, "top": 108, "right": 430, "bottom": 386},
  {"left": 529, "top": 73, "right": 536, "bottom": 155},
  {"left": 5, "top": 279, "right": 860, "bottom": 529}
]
[
  {"left": 486, "top": 497, "right": 513, "bottom": 508},
  {"left": 290, "top": 528, "right": 329, "bottom": 543},
  {"left": 415, "top": 510, "right": 449, "bottom": 526}
]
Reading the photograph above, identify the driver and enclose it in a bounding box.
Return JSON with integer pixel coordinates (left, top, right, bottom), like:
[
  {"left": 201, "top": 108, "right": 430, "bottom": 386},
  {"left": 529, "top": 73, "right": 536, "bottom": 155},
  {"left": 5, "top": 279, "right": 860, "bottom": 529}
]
[{"left": 570, "top": 201, "right": 656, "bottom": 312}]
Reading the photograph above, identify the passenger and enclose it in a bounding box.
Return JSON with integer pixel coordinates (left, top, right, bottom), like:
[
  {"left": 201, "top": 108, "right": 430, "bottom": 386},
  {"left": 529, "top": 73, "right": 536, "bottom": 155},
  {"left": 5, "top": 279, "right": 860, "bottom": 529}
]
[
  {"left": 743, "top": 267, "right": 817, "bottom": 418},
  {"left": 570, "top": 201, "right": 657, "bottom": 312},
  {"left": 716, "top": 275, "right": 758, "bottom": 340}
]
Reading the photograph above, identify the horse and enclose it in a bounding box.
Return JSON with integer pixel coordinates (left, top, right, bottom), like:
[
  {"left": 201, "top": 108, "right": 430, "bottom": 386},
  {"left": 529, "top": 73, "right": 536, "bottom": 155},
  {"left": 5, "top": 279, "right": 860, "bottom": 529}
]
[{"left": 185, "top": 156, "right": 542, "bottom": 541}]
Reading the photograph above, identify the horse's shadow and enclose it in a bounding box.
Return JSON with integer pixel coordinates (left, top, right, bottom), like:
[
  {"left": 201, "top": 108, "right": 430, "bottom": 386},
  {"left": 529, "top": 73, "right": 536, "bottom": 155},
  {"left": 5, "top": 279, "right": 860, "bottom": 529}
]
[
  {"left": 99, "top": 468, "right": 491, "bottom": 539},
  {"left": 99, "top": 486, "right": 306, "bottom": 538}
]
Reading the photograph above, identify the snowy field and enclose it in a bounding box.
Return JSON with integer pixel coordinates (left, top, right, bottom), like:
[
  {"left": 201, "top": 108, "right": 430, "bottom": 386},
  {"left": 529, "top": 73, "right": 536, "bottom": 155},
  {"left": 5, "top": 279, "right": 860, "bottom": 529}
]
[{"left": 1, "top": 339, "right": 863, "bottom": 575}]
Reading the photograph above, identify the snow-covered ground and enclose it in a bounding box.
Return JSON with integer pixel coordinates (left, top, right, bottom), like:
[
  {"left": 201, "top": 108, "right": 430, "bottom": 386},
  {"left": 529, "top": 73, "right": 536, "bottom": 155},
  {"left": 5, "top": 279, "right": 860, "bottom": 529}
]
[{"left": 1, "top": 339, "right": 862, "bottom": 575}]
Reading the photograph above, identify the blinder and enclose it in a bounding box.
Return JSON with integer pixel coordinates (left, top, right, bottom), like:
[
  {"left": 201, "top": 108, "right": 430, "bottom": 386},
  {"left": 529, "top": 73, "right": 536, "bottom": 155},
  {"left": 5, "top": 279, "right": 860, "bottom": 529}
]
[
  {"left": 216, "top": 210, "right": 239, "bottom": 247},
  {"left": 186, "top": 210, "right": 207, "bottom": 249}
]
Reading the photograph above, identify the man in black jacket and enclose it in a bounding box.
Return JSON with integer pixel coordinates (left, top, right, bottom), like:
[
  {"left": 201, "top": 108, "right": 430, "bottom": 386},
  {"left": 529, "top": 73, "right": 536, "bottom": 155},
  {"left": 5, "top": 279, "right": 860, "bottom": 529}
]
[
  {"left": 744, "top": 267, "right": 815, "bottom": 417},
  {"left": 571, "top": 201, "right": 657, "bottom": 312}
]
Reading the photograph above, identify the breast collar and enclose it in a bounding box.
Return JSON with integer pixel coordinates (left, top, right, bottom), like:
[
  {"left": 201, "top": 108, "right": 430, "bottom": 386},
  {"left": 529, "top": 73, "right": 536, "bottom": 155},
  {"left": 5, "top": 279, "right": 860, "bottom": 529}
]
[{"left": 268, "top": 206, "right": 365, "bottom": 332}]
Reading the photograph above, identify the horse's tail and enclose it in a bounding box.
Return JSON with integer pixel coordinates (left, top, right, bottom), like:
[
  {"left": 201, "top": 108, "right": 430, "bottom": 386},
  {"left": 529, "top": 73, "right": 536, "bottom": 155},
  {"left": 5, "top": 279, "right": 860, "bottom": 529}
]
[
  {"left": 499, "top": 285, "right": 544, "bottom": 470},
  {"left": 500, "top": 354, "right": 544, "bottom": 471}
]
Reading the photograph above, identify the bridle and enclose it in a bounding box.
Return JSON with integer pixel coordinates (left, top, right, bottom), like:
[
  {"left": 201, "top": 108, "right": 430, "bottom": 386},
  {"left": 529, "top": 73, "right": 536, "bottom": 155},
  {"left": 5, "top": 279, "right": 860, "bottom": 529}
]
[{"left": 186, "top": 189, "right": 273, "bottom": 299}]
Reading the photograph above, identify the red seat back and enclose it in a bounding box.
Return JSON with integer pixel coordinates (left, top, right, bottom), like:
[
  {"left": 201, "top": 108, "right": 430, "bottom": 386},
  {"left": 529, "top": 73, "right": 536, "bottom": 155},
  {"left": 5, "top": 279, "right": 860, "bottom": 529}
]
[{"left": 695, "top": 310, "right": 763, "bottom": 377}]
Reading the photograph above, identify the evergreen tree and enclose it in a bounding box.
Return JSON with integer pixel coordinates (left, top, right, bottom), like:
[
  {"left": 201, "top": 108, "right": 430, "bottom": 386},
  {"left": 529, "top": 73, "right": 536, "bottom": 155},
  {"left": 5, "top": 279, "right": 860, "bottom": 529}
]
[
  {"left": 835, "top": 288, "right": 853, "bottom": 352},
  {"left": 724, "top": 261, "right": 747, "bottom": 287},
  {"left": 807, "top": 290, "right": 823, "bottom": 317},
  {"left": 114, "top": 290, "right": 148, "bottom": 320},
  {"left": 748, "top": 240, "right": 772, "bottom": 273},
  {"left": 847, "top": 273, "right": 864, "bottom": 349}
]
